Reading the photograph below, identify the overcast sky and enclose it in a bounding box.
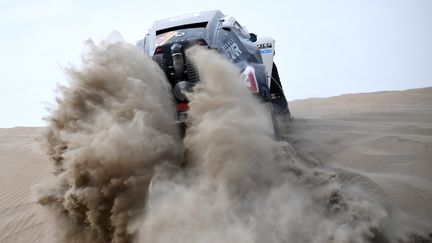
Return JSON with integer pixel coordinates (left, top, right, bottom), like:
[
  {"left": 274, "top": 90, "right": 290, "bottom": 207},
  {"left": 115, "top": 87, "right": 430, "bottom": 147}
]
[{"left": 1, "top": 0, "right": 431, "bottom": 127}]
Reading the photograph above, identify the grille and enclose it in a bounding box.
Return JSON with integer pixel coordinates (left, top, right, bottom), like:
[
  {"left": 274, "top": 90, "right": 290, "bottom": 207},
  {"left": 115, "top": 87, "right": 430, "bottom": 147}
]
[{"left": 185, "top": 55, "right": 200, "bottom": 83}]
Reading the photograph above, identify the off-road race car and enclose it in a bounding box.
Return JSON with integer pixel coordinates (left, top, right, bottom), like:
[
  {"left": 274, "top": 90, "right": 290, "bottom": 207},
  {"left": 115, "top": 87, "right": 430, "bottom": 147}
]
[{"left": 137, "top": 10, "right": 290, "bottom": 136}]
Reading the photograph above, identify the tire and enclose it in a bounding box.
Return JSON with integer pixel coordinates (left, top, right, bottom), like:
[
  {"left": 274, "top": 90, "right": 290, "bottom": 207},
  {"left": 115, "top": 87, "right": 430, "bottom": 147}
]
[
  {"left": 265, "top": 87, "right": 281, "bottom": 140},
  {"left": 271, "top": 105, "right": 281, "bottom": 140}
]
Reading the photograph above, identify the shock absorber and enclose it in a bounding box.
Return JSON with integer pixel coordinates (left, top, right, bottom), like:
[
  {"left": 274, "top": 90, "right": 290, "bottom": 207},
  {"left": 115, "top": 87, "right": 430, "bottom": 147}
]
[{"left": 171, "top": 43, "right": 184, "bottom": 80}]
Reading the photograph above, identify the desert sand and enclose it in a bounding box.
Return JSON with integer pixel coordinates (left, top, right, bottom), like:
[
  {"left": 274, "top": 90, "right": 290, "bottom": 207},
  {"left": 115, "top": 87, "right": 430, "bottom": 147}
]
[
  {"left": 0, "top": 127, "right": 49, "bottom": 242},
  {"left": 286, "top": 87, "right": 432, "bottom": 226},
  {"left": 0, "top": 87, "right": 431, "bottom": 242}
]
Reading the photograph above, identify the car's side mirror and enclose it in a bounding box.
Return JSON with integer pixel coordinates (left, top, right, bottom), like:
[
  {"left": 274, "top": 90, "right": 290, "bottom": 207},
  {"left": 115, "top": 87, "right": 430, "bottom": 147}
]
[{"left": 249, "top": 33, "right": 257, "bottom": 42}]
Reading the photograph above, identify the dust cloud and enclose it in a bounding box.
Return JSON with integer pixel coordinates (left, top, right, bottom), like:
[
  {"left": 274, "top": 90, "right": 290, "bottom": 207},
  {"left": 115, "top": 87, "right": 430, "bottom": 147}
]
[
  {"left": 35, "top": 41, "right": 429, "bottom": 243},
  {"left": 35, "top": 39, "right": 183, "bottom": 242}
]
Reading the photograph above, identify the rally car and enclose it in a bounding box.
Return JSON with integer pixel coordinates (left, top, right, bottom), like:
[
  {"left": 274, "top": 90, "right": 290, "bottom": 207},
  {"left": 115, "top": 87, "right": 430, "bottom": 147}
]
[{"left": 137, "top": 10, "right": 290, "bottom": 136}]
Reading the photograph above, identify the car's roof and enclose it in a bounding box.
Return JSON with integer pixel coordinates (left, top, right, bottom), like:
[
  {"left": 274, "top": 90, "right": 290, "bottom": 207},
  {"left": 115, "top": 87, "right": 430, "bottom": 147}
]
[{"left": 151, "top": 10, "right": 224, "bottom": 32}]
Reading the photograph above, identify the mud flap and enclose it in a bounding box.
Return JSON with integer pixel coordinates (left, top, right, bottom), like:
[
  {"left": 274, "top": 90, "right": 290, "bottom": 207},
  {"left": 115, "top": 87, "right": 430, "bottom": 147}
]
[{"left": 269, "top": 63, "right": 290, "bottom": 115}]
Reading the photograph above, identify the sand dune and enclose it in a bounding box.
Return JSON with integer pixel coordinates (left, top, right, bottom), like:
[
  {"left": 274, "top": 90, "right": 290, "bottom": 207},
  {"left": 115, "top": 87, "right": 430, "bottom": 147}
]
[
  {"left": 0, "top": 87, "right": 431, "bottom": 242},
  {"left": 286, "top": 87, "right": 432, "bottom": 227}
]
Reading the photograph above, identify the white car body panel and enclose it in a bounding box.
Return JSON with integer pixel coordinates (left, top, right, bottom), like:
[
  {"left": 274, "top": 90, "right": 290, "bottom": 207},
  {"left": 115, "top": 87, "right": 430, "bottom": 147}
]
[{"left": 256, "top": 37, "right": 276, "bottom": 88}]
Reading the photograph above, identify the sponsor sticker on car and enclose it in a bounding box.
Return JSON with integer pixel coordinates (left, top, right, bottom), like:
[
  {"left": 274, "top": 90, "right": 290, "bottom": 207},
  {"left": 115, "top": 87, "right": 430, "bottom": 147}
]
[
  {"left": 260, "top": 48, "right": 273, "bottom": 54},
  {"left": 222, "top": 39, "right": 243, "bottom": 61},
  {"left": 155, "top": 31, "right": 177, "bottom": 46},
  {"left": 169, "top": 12, "right": 200, "bottom": 22},
  {"left": 257, "top": 42, "right": 273, "bottom": 49}
]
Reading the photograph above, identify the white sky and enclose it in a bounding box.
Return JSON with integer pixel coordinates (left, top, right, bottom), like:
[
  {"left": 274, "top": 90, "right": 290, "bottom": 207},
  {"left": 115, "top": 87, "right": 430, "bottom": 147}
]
[{"left": 1, "top": 0, "right": 431, "bottom": 127}]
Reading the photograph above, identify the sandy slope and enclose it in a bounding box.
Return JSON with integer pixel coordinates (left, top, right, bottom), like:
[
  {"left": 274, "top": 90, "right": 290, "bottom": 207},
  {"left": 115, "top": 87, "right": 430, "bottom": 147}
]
[
  {"left": 0, "top": 87, "right": 431, "bottom": 242},
  {"left": 0, "top": 127, "right": 50, "bottom": 242},
  {"left": 285, "top": 87, "right": 432, "bottom": 226}
]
